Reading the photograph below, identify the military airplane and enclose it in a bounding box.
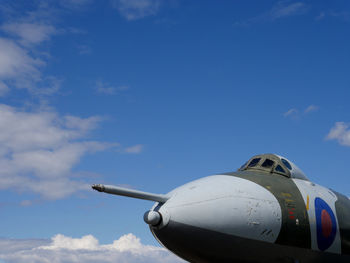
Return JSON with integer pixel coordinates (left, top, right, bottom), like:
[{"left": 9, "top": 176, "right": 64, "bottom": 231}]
[{"left": 92, "top": 154, "right": 350, "bottom": 263}]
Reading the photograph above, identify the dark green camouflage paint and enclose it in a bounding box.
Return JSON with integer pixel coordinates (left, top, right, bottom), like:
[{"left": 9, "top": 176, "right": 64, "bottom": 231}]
[{"left": 334, "top": 191, "right": 350, "bottom": 255}]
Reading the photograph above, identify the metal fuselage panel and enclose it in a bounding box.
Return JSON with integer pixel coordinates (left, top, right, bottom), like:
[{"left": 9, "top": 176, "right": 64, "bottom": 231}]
[
  {"left": 232, "top": 171, "right": 312, "bottom": 249},
  {"left": 334, "top": 191, "right": 350, "bottom": 254},
  {"left": 151, "top": 171, "right": 350, "bottom": 263}
]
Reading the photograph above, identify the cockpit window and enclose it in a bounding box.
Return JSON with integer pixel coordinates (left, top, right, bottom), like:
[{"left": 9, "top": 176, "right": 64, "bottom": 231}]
[
  {"left": 248, "top": 158, "right": 261, "bottom": 167},
  {"left": 236, "top": 154, "right": 309, "bottom": 180},
  {"left": 275, "top": 165, "right": 286, "bottom": 174},
  {"left": 239, "top": 161, "right": 248, "bottom": 170},
  {"left": 261, "top": 159, "right": 274, "bottom": 168},
  {"left": 281, "top": 159, "right": 292, "bottom": 170}
]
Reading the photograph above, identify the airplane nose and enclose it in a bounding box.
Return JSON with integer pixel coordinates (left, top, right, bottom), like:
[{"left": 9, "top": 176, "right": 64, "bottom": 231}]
[{"left": 150, "top": 175, "right": 282, "bottom": 262}]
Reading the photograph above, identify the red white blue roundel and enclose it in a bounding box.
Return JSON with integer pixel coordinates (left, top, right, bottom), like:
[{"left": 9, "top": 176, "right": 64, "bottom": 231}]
[{"left": 315, "top": 197, "right": 337, "bottom": 251}]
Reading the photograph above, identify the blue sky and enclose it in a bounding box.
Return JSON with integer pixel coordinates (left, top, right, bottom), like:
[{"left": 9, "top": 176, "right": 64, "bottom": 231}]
[{"left": 0, "top": 0, "right": 350, "bottom": 262}]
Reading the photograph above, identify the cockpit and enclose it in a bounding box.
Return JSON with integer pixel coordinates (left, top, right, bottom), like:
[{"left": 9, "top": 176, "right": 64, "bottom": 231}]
[{"left": 238, "top": 154, "right": 309, "bottom": 181}]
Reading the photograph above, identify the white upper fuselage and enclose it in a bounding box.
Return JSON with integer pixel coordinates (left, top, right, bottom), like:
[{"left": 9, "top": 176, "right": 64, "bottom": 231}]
[{"left": 155, "top": 175, "right": 282, "bottom": 243}]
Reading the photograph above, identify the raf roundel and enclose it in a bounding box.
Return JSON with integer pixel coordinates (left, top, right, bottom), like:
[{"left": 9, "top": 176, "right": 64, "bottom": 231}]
[{"left": 315, "top": 197, "right": 337, "bottom": 251}]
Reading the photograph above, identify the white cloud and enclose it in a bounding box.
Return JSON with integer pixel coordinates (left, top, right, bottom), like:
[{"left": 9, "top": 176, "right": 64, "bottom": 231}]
[
  {"left": 77, "top": 45, "right": 92, "bottom": 55},
  {"left": 283, "top": 108, "right": 298, "bottom": 117},
  {"left": 330, "top": 11, "right": 350, "bottom": 22},
  {"left": 40, "top": 234, "right": 99, "bottom": 250},
  {"left": 235, "top": 1, "right": 307, "bottom": 26},
  {"left": 113, "top": 0, "right": 161, "bottom": 21},
  {"left": 304, "top": 105, "right": 319, "bottom": 113},
  {"left": 0, "top": 38, "right": 42, "bottom": 80},
  {"left": 0, "top": 4, "right": 63, "bottom": 95},
  {"left": 118, "top": 85, "right": 129, "bottom": 91},
  {"left": 284, "top": 105, "right": 319, "bottom": 119},
  {"left": 125, "top": 144, "right": 144, "bottom": 154},
  {"left": 0, "top": 238, "right": 48, "bottom": 254},
  {"left": 0, "top": 104, "right": 115, "bottom": 200},
  {"left": 0, "top": 233, "right": 185, "bottom": 263},
  {"left": 20, "top": 200, "right": 33, "bottom": 207},
  {"left": 315, "top": 11, "right": 326, "bottom": 21},
  {"left": 326, "top": 122, "right": 350, "bottom": 147},
  {"left": 96, "top": 81, "right": 117, "bottom": 95},
  {"left": 2, "top": 23, "right": 56, "bottom": 45},
  {"left": 96, "top": 80, "right": 129, "bottom": 95},
  {"left": 270, "top": 2, "right": 306, "bottom": 20},
  {"left": 314, "top": 11, "right": 350, "bottom": 22},
  {"left": 0, "top": 31, "right": 57, "bottom": 95}
]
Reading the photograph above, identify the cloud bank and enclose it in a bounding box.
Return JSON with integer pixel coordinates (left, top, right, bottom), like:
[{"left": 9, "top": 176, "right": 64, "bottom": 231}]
[
  {"left": 0, "top": 233, "right": 184, "bottom": 263},
  {"left": 0, "top": 3, "right": 60, "bottom": 95},
  {"left": 1, "top": 22, "right": 56, "bottom": 46},
  {"left": 0, "top": 104, "right": 115, "bottom": 200},
  {"left": 0, "top": 3, "right": 141, "bottom": 202}
]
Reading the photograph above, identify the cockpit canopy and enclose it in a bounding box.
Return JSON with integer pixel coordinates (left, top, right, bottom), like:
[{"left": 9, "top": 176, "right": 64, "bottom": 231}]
[{"left": 238, "top": 154, "right": 309, "bottom": 181}]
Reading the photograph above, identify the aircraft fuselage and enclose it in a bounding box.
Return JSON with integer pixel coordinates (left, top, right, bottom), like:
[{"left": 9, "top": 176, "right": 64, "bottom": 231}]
[
  {"left": 93, "top": 154, "right": 350, "bottom": 263},
  {"left": 151, "top": 171, "right": 350, "bottom": 262}
]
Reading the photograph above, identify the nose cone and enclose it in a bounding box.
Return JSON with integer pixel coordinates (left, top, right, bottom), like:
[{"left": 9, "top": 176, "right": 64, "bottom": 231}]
[{"left": 151, "top": 175, "right": 282, "bottom": 262}]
